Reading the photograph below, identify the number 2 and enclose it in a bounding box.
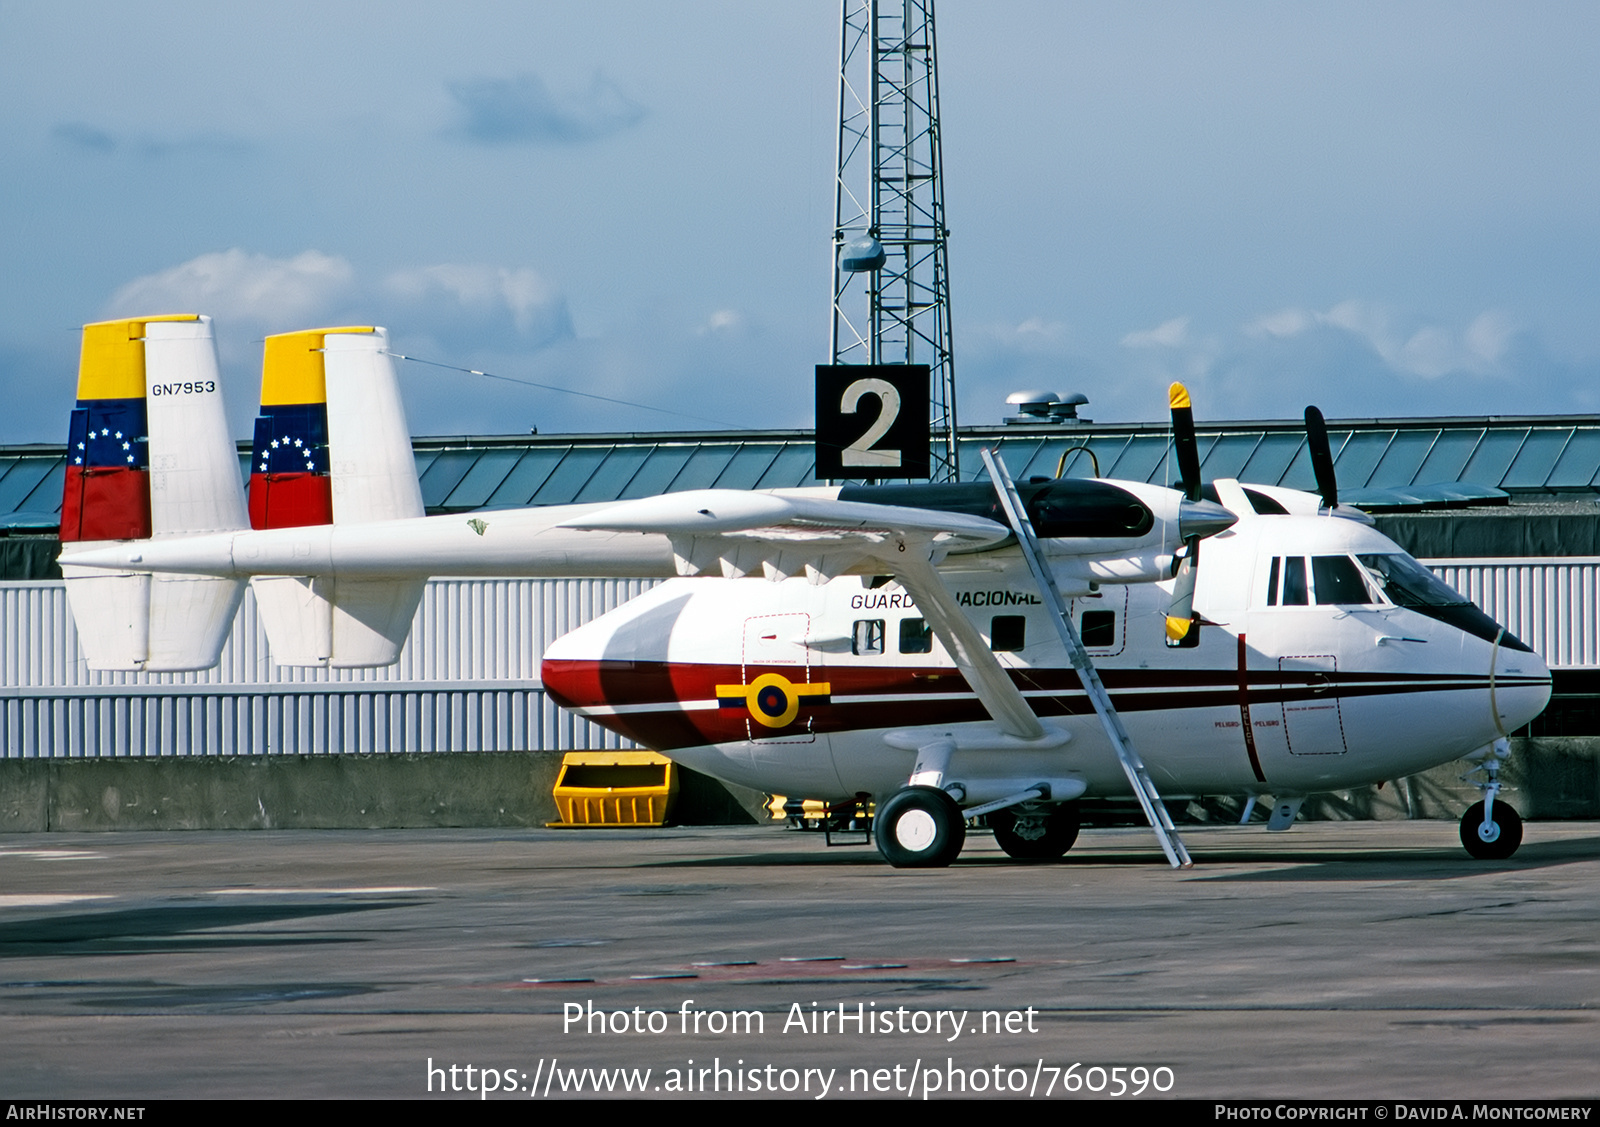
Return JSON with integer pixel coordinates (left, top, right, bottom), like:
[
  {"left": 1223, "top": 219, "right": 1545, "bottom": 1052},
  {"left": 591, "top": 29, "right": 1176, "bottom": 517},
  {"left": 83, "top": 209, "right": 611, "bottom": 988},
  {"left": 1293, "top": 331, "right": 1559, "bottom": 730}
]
[{"left": 840, "top": 378, "right": 901, "bottom": 467}]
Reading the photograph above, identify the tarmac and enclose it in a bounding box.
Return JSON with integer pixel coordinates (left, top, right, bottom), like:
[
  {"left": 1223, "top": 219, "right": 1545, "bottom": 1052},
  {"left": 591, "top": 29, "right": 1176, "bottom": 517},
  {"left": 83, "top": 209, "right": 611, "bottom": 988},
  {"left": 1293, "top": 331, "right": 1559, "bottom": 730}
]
[{"left": 0, "top": 820, "right": 1595, "bottom": 1101}]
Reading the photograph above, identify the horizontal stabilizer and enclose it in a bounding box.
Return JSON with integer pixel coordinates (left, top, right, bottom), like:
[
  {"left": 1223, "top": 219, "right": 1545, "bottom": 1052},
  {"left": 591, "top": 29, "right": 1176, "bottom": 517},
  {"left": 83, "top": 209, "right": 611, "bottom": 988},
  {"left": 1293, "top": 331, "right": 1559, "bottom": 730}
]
[
  {"left": 251, "top": 576, "right": 425, "bottom": 668},
  {"left": 62, "top": 567, "right": 244, "bottom": 672}
]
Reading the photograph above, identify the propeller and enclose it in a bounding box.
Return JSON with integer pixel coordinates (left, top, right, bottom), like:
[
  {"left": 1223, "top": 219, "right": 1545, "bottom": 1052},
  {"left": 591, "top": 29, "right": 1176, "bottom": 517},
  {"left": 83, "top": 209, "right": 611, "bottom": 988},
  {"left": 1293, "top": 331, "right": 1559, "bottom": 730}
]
[
  {"left": 1166, "top": 382, "right": 1203, "bottom": 643},
  {"left": 1304, "top": 406, "right": 1339, "bottom": 511}
]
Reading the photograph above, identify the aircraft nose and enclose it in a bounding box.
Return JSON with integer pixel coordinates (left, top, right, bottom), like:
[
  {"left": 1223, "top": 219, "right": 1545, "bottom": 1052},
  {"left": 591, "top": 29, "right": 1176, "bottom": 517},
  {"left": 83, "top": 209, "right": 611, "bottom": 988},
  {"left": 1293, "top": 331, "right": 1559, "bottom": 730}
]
[
  {"left": 1178, "top": 498, "right": 1237, "bottom": 541},
  {"left": 1492, "top": 642, "right": 1552, "bottom": 735},
  {"left": 540, "top": 636, "right": 601, "bottom": 711}
]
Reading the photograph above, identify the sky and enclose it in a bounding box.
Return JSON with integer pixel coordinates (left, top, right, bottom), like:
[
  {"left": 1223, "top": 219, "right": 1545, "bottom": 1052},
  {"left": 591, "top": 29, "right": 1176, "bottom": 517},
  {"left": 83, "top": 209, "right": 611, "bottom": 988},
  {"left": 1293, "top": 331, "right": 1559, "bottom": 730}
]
[{"left": 2, "top": 1, "right": 1599, "bottom": 444}]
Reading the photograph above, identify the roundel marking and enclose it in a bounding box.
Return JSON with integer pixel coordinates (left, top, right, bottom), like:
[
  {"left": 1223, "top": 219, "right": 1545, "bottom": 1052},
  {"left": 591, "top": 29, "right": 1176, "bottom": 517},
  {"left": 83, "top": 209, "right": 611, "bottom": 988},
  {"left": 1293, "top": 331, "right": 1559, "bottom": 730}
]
[{"left": 716, "top": 672, "right": 832, "bottom": 729}]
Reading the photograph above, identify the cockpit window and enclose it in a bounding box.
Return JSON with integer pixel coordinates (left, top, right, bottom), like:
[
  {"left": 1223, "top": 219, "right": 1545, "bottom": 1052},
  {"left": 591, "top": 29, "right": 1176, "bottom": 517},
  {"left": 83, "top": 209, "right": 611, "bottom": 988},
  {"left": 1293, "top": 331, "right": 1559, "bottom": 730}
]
[
  {"left": 1357, "top": 554, "right": 1470, "bottom": 608},
  {"left": 1357, "top": 553, "right": 1534, "bottom": 652},
  {"left": 1312, "top": 556, "right": 1376, "bottom": 605},
  {"left": 1281, "top": 556, "right": 1308, "bottom": 605},
  {"left": 1265, "top": 554, "right": 1379, "bottom": 606}
]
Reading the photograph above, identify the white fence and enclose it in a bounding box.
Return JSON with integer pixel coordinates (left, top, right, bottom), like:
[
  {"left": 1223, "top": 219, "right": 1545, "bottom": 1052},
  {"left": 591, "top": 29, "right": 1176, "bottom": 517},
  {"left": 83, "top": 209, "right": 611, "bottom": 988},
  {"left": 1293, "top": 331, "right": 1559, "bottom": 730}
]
[
  {"left": 2, "top": 559, "right": 1591, "bottom": 757},
  {"left": 0, "top": 577, "right": 657, "bottom": 758},
  {"left": 1426, "top": 558, "right": 1600, "bottom": 670}
]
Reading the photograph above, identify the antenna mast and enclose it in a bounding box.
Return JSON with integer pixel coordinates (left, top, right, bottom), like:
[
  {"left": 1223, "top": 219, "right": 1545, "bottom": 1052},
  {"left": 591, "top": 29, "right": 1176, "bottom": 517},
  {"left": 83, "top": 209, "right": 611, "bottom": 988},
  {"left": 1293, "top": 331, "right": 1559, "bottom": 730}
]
[{"left": 830, "top": 0, "right": 959, "bottom": 482}]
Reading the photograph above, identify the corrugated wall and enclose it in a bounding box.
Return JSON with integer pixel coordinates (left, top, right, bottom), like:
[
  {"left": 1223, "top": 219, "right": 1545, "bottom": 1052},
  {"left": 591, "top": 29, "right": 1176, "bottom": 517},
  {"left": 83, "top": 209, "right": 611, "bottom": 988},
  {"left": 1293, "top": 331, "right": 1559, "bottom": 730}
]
[
  {"left": 0, "top": 578, "right": 657, "bottom": 758},
  {"left": 1427, "top": 558, "right": 1600, "bottom": 669},
  {"left": 3, "top": 560, "right": 1593, "bottom": 758}
]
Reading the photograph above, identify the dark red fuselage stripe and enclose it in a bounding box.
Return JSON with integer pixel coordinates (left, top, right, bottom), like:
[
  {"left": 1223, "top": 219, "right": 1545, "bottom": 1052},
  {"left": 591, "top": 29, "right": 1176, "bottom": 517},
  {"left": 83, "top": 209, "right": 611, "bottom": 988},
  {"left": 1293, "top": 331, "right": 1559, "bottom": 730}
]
[
  {"left": 541, "top": 656, "right": 1548, "bottom": 753},
  {"left": 1238, "top": 632, "right": 1266, "bottom": 783}
]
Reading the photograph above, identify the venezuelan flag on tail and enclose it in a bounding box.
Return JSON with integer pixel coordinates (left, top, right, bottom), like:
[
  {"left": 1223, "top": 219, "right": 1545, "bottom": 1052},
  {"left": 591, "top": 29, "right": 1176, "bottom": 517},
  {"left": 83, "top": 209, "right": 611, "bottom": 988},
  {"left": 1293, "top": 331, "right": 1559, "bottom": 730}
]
[
  {"left": 58, "top": 315, "right": 249, "bottom": 670},
  {"left": 244, "top": 325, "right": 427, "bottom": 667},
  {"left": 60, "top": 317, "right": 184, "bottom": 541},
  {"left": 248, "top": 328, "right": 354, "bottom": 528}
]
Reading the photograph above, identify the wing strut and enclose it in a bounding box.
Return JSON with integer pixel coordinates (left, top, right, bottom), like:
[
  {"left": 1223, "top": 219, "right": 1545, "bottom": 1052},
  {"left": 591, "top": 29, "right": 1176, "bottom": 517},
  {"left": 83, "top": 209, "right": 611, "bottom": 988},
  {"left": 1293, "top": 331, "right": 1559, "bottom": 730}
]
[{"left": 980, "top": 448, "right": 1194, "bottom": 870}]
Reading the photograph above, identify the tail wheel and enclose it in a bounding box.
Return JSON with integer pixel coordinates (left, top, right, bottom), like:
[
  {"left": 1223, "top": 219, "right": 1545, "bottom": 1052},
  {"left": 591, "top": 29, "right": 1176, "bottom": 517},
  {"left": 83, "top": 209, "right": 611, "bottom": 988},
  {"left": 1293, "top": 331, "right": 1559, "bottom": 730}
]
[
  {"left": 1459, "top": 800, "right": 1523, "bottom": 860},
  {"left": 874, "top": 786, "right": 966, "bottom": 868},
  {"left": 991, "top": 801, "right": 1081, "bottom": 861}
]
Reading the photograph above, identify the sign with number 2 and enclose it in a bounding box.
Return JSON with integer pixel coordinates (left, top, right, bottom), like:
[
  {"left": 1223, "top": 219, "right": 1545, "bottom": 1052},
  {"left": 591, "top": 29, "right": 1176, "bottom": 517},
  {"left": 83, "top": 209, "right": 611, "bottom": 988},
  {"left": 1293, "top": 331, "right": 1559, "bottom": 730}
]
[{"left": 814, "top": 364, "right": 930, "bottom": 480}]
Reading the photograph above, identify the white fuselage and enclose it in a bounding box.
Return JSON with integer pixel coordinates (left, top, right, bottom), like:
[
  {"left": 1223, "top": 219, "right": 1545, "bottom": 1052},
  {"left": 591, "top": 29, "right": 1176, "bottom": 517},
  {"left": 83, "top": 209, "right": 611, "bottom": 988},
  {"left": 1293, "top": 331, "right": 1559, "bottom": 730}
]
[{"left": 541, "top": 514, "right": 1551, "bottom": 804}]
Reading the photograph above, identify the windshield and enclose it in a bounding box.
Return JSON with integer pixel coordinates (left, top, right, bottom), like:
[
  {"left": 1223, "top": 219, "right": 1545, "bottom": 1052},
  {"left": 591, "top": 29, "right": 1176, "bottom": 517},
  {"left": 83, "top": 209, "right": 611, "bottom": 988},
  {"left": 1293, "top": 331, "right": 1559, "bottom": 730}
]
[
  {"left": 1357, "top": 554, "right": 1472, "bottom": 608},
  {"left": 1356, "top": 553, "right": 1533, "bottom": 652}
]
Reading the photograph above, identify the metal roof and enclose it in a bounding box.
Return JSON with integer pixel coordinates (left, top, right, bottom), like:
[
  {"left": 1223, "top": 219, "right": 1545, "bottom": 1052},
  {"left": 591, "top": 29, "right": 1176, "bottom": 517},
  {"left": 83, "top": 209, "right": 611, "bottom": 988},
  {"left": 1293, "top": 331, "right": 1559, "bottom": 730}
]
[{"left": 11, "top": 414, "right": 1600, "bottom": 529}]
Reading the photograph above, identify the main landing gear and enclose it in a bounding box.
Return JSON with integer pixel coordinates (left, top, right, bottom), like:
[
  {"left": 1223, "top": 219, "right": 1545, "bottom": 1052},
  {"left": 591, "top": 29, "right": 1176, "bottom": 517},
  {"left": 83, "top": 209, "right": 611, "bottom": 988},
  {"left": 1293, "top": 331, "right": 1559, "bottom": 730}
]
[
  {"left": 874, "top": 786, "right": 966, "bottom": 868},
  {"left": 989, "top": 801, "right": 1081, "bottom": 861},
  {"left": 872, "top": 790, "right": 1084, "bottom": 867}
]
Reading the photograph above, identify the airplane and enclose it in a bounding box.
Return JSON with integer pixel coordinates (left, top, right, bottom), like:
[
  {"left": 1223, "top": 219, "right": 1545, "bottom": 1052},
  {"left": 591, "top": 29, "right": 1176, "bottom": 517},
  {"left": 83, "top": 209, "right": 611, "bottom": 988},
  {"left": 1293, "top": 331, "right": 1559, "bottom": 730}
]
[{"left": 55, "top": 315, "right": 1552, "bottom": 868}]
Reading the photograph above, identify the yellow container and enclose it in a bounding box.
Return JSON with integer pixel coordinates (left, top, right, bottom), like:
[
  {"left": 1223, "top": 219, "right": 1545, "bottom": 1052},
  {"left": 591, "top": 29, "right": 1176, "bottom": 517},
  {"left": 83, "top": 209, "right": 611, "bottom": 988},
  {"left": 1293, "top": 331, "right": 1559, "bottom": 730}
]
[{"left": 549, "top": 751, "right": 678, "bottom": 828}]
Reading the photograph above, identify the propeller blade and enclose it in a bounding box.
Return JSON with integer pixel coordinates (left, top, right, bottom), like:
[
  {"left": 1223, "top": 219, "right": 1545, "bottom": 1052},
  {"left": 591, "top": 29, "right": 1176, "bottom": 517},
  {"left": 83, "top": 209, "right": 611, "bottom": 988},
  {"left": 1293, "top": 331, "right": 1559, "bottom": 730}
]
[
  {"left": 1304, "top": 406, "right": 1339, "bottom": 510},
  {"left": 1166, "top": 548, "right": 1197, "bottom": 642},
  {"left": 1166, "top": 383, "right": 1207, "bottom": 641},
  {"left": 1169, "top": 383, "right": 1202, "bottom": 502}
]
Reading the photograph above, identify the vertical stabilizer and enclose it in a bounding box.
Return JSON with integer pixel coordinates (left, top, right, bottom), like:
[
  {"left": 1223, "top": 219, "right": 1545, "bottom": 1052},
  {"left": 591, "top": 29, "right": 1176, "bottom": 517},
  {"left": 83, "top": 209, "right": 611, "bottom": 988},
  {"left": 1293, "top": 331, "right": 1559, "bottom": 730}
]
[
  {"left": 325, "top": 329, "right": 426, "bottom": 524},
  {"left": 247, "top": 326, "right": 425, "bottom": 667},
  {"left": 60, "top": 315, "right": 248, "bottom": 671}
]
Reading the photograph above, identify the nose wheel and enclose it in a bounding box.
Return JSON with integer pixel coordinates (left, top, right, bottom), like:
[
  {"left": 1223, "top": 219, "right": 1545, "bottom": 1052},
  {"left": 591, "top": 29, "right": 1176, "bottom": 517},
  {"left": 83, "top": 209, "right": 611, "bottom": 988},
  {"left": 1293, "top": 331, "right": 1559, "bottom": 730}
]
[
  {"left": 1457, "top": 738, "right": 1522, "bottom": 860},
  {"left": 1459, "top": 799, "right": 1522, "bottom": 860},
  {"left": 875, "top": 786, "right": 966, "bottom": 868}
]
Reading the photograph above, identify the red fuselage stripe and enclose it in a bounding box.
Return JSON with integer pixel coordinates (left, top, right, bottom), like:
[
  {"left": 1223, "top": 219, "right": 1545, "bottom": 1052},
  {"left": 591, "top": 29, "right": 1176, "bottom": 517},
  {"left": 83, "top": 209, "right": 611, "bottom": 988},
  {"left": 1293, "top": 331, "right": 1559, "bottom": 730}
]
[{"left": 1238, "top": 632, "right": 1266, "bottom": 783}]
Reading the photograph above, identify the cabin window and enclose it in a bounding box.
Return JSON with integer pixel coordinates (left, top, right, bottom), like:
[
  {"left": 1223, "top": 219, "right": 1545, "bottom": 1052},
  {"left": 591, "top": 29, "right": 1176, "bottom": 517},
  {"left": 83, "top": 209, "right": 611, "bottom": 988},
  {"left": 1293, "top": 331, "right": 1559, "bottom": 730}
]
[
  {"left": 990, "top": 615, "right": 1026, "bottom": 652},
  {"left": 852, "top": 619, "right": 885, "bottom": 655},
  {"left": 1281, "top": 556, "right": 1309, "bottom": 605},
  {"left": 899, "top": 617, "right": 934, "bottom": 654},
  {"left": 1266, "top": 556, "right": 1281, "bottom": 606},
  {"left": 1312, "top": 555, "right": 1375, "bottom": 605},
  {"left": 1081, "top": 610, "right": 1116, "bottom": 647}
]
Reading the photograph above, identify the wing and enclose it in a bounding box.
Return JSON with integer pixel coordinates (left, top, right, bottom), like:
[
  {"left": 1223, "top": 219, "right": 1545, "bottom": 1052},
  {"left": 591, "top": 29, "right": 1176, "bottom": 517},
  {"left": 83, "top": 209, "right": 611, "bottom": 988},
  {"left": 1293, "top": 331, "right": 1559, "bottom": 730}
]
[
  {"left": 562, "top": 488, "right": 1011, "bottom": 581},
  {"left": 565, "top": 488, "right": 1047, "bottom": 741}
]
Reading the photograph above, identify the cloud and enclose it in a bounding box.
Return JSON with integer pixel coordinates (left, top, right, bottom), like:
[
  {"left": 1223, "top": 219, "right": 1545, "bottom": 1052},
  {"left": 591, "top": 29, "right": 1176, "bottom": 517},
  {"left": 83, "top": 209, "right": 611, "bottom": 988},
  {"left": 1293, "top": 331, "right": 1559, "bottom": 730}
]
[
  {"left": 1246, "top": 301, "right": 1519, "bottom": 379},
  {"left": 446, "top": 72, "right": 645, "bottom": 145},
  {"left": 382, "top": 264, "right": 573, "bottom": 352},
  {"left": 106, "top": 249, "right": 357, "bottom": 327},
  {"left": 696, "top": 309, "right": 742, "bottom": 335},
  {"left": 51, "top": 122, "right": 116, "bottom": 153},
  {"left": 107, "top": 251, "right": 574, "bottom": 355},
  {"left": 49, "top": 123, "right": 251, "bottom": 159},
  {"left": 1121, "top": 316, "right": 1193, "bottom": 349},
  {"left": 1118, "top": 315, "right": 1220, "bottom": 391},
  {"left": 1244, "top": 308, "right": 1315, "bottom": 339}
]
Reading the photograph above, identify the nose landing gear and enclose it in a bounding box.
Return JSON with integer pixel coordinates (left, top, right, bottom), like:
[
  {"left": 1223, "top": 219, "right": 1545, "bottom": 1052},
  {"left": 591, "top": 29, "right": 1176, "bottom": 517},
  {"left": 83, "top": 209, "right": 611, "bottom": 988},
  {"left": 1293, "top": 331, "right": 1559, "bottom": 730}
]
[
  {"left": 1458, "top": 739, "right": 1523, "bottom": 860},
  {"left": 1460, "top": 799, "right": 1522, "bottom": 860}
]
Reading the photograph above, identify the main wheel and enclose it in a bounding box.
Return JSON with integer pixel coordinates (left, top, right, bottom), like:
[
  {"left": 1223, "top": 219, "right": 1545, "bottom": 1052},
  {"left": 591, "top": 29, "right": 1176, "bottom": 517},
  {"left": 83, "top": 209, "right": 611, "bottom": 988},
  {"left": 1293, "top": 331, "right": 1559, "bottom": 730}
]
[
  {"left": 1459, "top": 799, "right": 1523, "bottom": 860},
  {"left": 874, "top": 787, "right": 966, "bottom": 868},
  {"left": 990, "top": 802, "right": 1081, "bottom": 861}
]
